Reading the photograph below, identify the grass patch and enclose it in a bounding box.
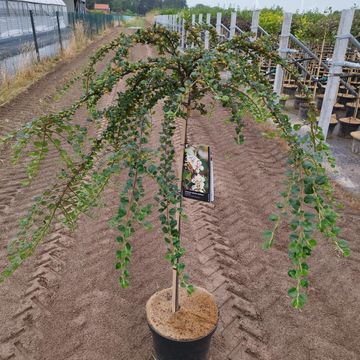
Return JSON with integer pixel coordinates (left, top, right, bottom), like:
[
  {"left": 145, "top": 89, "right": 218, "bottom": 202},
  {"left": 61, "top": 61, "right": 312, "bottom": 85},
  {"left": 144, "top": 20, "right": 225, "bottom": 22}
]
[
  {"left": 123, "top": 16, "right": 147, "bottom": 28},
  {"left": 0, "top": 23, "right": 113, "bottom": 107}
]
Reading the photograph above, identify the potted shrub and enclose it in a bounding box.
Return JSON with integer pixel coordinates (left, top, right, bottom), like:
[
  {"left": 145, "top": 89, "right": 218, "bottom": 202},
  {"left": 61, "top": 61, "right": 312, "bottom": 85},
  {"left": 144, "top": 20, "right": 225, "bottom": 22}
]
[
  {"left": 279, "top": 94, "right": 289, "bottom": 108},
  {"left": 294, "top": 90, "right": 308, "bottom": 110},
  {"left": 0, "top": 25, "right": 350, "bottom": 359}
]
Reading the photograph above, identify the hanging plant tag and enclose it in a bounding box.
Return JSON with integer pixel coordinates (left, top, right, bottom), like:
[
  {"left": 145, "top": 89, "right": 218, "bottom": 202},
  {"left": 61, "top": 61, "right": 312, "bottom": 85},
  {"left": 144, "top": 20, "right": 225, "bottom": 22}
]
[{"left": 182, "top": 144, "right": 213, "bottom": 202}]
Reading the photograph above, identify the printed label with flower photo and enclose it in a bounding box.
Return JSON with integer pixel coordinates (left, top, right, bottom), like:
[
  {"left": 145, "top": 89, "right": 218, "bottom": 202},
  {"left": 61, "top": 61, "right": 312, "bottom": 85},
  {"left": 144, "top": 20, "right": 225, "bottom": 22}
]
[{"left": 182, "top": 144, "right": 212, "bottom": 202}]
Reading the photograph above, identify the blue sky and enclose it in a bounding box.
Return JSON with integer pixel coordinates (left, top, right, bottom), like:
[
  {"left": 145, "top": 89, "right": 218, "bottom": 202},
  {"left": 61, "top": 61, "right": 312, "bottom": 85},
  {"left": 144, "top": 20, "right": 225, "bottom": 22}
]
[{"left": 187, "top": 0, "right": 359, "bottom": 12}]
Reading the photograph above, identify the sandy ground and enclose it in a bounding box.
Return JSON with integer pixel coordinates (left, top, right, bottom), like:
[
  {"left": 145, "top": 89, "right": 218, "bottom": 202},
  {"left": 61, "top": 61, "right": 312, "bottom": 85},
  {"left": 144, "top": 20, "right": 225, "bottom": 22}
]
[{"left": 0, "top": 30, "right": 360, "bottom": 360}]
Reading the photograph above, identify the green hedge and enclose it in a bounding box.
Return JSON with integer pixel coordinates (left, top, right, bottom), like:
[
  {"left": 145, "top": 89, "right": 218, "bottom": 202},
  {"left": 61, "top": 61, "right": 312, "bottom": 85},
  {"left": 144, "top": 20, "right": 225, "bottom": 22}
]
[{"left": 157, "top": 6, "right": 360, "bottom": 45}]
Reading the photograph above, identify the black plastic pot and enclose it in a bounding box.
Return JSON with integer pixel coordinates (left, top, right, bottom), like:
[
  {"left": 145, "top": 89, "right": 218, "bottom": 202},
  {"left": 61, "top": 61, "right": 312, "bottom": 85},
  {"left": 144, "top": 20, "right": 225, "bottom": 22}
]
[
  {"left": 345, "top": 104, "right": 360, "bottom": 119},
  {"left": 332, "top": 104, "right": 346, "bottom": 119},
  {"left": 279, "top": 99, "right": 287, "bottom": 108},
  {"left": 294, "top": 95, "right": 307, "bottom": 110},
  {"left": 338, "top": 120, "right": 360, "bottom": 138},
  {"left": 148, "top": 321, "right": 217, "bottom": 360},
  {"left": 316, "top": 95, "right": 324, "bottom": 110},
  {"left": 338, "top": 94, "right": 356, "bottom": 106},
  {"left": 328, "top": 122, "right": 337, "bottom": 136},
  {"left": 316, "top": 85, "right": 326, "bottom": 95},
  {"left": 299, "top": 103, "right": 309, "bottom": 120},
  {"left": 283, "top": 84, "right": 297, "bottom": 97}
]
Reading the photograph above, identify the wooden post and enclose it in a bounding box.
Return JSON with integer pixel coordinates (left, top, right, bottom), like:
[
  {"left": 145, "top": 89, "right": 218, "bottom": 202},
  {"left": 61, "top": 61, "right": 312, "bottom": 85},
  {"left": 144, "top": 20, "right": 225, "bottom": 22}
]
[
  {"left": 251, "top": 10, "right": 260, "bottom": 41},
  {"left": 273, "top": 12, "right": 292, "bottom": 96},
  {"left": 172, "top": 103, "right": 190, "bottom": 313},
  {"left": 230, "top": 12, "right": 236, "bottom": 39},
  {"left": 319, "top": 9, "right": 355, "bottom": 138},
  {"left": 205, "top": 13, "right": 211, "bottom": 50},
  {"left": 313, "top": 32, "right": 327, "bottom": 98},
  {"left": 29, "top": 10, "right": 40, "bottom": 61},
  {"left": 216, "top": 12, "right": 222, "bottom": 37}
]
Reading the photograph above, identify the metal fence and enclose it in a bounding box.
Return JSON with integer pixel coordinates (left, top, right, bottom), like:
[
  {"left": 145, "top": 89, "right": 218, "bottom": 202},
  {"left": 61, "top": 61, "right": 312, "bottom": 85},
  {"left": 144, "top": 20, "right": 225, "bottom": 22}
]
[{"left": 0, "top": 0, "right": 121, "bottom": 79}]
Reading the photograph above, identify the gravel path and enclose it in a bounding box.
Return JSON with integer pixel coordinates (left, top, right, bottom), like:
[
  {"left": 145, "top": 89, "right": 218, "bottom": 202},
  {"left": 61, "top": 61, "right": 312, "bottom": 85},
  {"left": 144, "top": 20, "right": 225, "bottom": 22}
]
[{"left": 0, "top": 34, "right": 360, "bottom": 360}]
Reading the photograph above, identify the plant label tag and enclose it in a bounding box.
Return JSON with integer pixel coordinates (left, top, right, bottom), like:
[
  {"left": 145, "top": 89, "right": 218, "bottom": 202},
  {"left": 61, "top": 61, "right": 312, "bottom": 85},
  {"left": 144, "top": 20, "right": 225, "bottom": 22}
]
[{"left": 182, "top": 144, "right": 213, "bottom": 202}]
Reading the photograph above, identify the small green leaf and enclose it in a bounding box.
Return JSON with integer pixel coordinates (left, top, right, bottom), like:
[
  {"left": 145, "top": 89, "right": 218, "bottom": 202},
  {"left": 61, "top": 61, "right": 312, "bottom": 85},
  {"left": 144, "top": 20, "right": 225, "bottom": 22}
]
[
  {"left": 308, "top": 239, "right": 317, "bottom": 248},
  {"left": 115, "top": 235, "right": 123, "bottom": 245},
  {"left": 263, "top": 230, "right": 273, "bottom": 240},
  {"left": 291, "top": 293, "right": 307, "bottom": 309},
  {"left": 288, "top": 287, "right": 298, "bottom": 298},
  {"left": 315, "top": 175, "right": 327, "bottom": 185},
  {"left": 143, "top": 221, "right": 153, "bottom": 230},
  {"left": 119, "top": 276, "right": 129, "bottom": 288},
  {"left": 268, "top": 214, "right": 279, "bottom": 222}
]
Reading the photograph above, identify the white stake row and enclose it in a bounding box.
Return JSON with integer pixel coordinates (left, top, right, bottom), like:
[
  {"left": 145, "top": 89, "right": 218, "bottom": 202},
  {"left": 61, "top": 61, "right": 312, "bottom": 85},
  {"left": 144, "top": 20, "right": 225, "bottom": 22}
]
[{"left": 155, "top": 9, "right": 359, "bottom": 138}]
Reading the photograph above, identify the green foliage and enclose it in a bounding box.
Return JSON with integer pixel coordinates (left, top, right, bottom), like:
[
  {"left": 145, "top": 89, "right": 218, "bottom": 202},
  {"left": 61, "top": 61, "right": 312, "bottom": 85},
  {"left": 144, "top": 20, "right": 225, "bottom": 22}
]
[
  {"left": 0, "top": 25, "right": 349, "bottom": 309},
  {"left": 159, "top": 5, "right": 360, "bottom": 44},
  {"left": 259, "top": 7, "right": 283, "bottom": 35},
  {"left": 109, "top": 0, "right": 186, "bottom": 15}
]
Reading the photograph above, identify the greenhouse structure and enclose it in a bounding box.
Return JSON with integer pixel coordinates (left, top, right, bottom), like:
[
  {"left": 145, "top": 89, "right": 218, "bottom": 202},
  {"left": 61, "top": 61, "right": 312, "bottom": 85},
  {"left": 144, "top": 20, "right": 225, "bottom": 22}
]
[{"left": 0, "top": 0, "right": 68, "bottom": 39}]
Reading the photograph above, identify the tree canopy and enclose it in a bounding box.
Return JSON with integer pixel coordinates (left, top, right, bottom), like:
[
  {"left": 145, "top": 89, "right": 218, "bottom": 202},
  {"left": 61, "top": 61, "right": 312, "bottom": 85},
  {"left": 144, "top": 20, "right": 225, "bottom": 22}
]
[{"left": 87, "top": 0, "right": 187, "bottom": 14}]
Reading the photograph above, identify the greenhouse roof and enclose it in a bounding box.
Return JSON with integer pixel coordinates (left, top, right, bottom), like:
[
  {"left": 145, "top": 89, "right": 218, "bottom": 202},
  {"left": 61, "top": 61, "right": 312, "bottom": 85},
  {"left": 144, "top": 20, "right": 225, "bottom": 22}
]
[{"left": 11, "top": 0, "right": 66, "bottom": 6}]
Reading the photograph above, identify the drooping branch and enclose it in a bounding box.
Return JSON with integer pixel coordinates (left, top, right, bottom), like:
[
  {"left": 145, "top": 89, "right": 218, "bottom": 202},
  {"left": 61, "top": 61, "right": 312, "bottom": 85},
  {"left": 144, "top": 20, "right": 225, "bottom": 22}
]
[{"left": 0, "top": 26, "right": 349, "bottom": 310}]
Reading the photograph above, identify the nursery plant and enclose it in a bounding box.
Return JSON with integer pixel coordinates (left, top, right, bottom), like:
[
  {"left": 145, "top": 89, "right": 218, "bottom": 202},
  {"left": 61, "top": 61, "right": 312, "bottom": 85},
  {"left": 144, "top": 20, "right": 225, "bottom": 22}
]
[{"left": 0, "top": 23, "right": 350, "bottom": 320}]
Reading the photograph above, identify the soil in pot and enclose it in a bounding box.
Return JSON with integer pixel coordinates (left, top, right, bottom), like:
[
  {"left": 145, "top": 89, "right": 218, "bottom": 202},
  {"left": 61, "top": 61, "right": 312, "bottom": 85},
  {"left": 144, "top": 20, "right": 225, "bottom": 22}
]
[{"left": 146, "top": 287, "right": 218, "bottom": 360}]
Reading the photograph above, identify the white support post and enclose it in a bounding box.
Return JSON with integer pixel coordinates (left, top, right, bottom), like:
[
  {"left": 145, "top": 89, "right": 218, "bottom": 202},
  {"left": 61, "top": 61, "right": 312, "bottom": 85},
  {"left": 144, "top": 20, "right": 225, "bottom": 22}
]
[
  {"left": 273, "top": 12, "right": 293, "bottom": 96},
  {"left": 216, "top": 12, "right": 222, "bottom": 37},
  {"left": 206, "top": 13, "right": 211, "bottom": 24},
  {"left": 319, "top": 9, "right": 355, "bottom": 138},
  {"left": 230, "top": 12, "right": 236, "bottom": 39},
  {"left": 191, "top": 14, "right": 196, "bottom": 48},
  {"left": 205, "top": 13, "right": 211, "bottom": 50},
  {"left": 251, "top": 10, "right": 260, "bottom": 41},
  {"left": 181, "top": 18, "right": 186, "bottom": 50},
  {"left": 198, "top": 13, "right": 203, "bottom": 24}
]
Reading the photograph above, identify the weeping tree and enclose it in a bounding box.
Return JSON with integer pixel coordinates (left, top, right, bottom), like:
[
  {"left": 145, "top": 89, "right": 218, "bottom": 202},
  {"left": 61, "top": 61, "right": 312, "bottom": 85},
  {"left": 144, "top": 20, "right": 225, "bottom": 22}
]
[{"left": 0, "top": 25, "right": 349, "bottom": 310}]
